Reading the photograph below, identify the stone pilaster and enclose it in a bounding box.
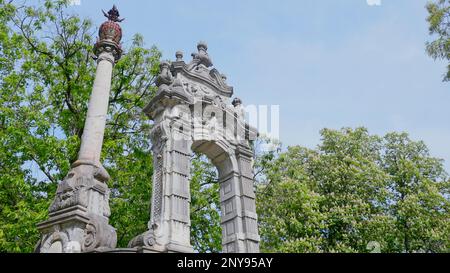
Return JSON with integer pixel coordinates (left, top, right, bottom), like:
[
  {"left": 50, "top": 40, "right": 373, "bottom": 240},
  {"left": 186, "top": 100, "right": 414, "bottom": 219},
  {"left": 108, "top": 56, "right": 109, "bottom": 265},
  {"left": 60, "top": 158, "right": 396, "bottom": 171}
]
[
  {"left": 35, "top": 6, "right": 123, "bottom": 253},
  {"left": 218, "top": 146, "right": 260, "bottom": 253},
  {"left": 235, "top": 145, "right": 260, "bottom": 252},
  {"left": 128, "top": 114, "right": 194, "bottom": 253}
]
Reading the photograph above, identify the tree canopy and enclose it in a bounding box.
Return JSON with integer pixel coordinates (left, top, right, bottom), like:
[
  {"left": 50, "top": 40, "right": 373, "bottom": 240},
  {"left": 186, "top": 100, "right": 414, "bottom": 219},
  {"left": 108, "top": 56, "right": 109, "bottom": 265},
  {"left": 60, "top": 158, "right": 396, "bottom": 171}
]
[
  {"left": 426, "top": 0, "right": 450, "bottom": 81},
  {"left": 257, "top": 128, "right": 450, "bottom": 253}
]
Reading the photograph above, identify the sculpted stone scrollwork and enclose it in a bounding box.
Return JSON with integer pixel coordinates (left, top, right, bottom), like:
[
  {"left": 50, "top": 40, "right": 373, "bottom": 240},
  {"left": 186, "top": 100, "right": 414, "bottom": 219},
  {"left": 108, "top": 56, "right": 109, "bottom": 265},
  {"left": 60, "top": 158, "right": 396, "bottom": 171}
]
[
  {"left": 49, "top": 167, "right": 91, "bottom": 213},
  {"left": 156, "top": 61, "right": 174, "bottom": 87},
  {"left": 180, "top": 75, "right": 214, "bottom": 99},
  {"left": 83, "top": 222, "right": 97, "bottom": 250},
  {"left": 134, "top": 41, "right": 260, "bottom": 253},
  {"left": 189, "top": 41, "right": 213, "bottom": 69},
  {"left": 38, "top": 212, "right": 117, "bottom": 253},
  {"left": 209, "top": 68, "right": 229, "bottom": 90},
  {"left": 39, "top": 227, "right": 70, "bottom": 253},
  {"left": 128, "top": 228, "right": 164, "bottom": 251},
  {"left": 49, "top": 179, "right": 88, "bottom": 213},
  {"left": 150, "top": 123, "right": 169, "bottom": 153},
  {"left": 94, "top": 46, "right": 121, "bottom": 64},
  {"left": 49, "top": 162, "right": 110, "bottom": 216},
  {"left": 82, "top": 214, "right": 117, "bottom": 252},
  {"left": 148, "top": 41, "right": 233, "bottom": 102}
]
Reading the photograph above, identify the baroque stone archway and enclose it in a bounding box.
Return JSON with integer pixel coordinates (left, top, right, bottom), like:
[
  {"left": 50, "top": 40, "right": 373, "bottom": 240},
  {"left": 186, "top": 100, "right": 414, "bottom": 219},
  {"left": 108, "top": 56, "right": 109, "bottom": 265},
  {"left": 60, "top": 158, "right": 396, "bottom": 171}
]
[{"left": 128, "top": 42, "right": 260, "bottom": 253}]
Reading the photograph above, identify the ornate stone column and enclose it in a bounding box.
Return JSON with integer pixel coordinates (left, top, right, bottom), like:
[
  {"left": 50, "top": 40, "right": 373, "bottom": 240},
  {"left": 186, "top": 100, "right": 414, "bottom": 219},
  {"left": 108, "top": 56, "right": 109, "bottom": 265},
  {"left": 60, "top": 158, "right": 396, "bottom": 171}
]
[{"left": 35, "top": 6, "right": 123, "bottom": 253}]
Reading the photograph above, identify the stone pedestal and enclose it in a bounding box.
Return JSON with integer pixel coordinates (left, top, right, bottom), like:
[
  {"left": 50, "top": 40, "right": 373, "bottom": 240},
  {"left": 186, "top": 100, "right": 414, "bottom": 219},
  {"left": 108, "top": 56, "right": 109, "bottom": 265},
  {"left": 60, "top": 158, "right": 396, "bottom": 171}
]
[{"left": 36, "top": 162, "right": 116, "bottom": 253}]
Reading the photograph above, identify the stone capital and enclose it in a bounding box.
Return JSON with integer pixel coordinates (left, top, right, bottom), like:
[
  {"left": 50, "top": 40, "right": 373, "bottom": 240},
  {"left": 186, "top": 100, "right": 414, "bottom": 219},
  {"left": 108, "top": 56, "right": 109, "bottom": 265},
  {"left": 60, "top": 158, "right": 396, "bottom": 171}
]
[{"left": 95, "top": 43, "right": 121, "bottom": 64}]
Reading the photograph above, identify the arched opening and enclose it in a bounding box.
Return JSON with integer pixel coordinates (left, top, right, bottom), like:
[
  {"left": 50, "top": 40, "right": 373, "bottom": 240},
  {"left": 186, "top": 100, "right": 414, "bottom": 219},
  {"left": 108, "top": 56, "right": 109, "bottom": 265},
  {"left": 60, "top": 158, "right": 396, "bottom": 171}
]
[
  {"left": 189, "top": 152, "right": 220, "bottom": 252},
  {"left": 190, "top": 140, "right": 234, "bottom": 253}
]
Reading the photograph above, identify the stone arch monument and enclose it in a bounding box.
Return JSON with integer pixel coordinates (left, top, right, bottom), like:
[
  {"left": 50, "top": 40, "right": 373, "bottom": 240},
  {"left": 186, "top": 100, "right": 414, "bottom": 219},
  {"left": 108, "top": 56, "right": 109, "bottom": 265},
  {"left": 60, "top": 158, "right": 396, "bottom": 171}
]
[
  {"left": 128, "top": 43, "right": 260, "bottom": 253},
  {"left": 36, "top": 6, "right": 260, "bottom": 253}
]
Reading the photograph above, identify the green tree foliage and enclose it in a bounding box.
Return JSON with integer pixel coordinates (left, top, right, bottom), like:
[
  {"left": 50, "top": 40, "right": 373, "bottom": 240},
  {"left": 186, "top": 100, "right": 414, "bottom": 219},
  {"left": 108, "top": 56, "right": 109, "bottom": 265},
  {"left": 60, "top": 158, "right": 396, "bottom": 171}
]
[
  {"left": 257, "top": 128, "right": 450, "bottom": 253},
  {"left": 426, "top": 0, "right": 450, "bottom": 81},
  {"left": 190, "top": 153, "right": 221, "bottom": 253},
  {"left": 382, "top": 132, "right": 450, "bottom": 252}
]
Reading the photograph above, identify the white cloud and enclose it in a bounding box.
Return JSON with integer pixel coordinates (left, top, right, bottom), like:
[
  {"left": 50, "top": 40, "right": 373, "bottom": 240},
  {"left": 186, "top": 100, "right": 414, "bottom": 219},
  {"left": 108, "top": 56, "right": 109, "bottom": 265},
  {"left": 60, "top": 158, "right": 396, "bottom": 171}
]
[{"left": 367, "top": 0, "right": 382, "bottom": 6}]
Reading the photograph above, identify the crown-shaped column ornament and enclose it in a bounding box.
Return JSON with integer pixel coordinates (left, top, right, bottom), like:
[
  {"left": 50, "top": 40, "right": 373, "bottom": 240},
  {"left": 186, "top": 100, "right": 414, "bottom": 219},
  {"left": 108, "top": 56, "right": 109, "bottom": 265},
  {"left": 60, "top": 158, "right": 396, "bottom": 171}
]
[
  {"left": 94, "top": 5, "right": 123, "bottom": 62},
  {"left": 35, "top": 6, "right": 123, "bottom": 253}
]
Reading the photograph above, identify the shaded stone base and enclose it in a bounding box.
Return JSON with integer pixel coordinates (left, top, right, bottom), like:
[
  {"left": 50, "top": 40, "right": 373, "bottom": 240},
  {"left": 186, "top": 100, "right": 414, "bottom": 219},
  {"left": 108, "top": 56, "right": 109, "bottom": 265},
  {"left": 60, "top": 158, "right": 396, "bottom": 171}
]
[
  {"left": 36, "top": 205, "right": 117, "bottom": 253},
  {"left": 92, "top": 248, "right": 139, "bottom": 253},
  {"left": 36, "top": 161, "right": 117, "bottom": 253}
]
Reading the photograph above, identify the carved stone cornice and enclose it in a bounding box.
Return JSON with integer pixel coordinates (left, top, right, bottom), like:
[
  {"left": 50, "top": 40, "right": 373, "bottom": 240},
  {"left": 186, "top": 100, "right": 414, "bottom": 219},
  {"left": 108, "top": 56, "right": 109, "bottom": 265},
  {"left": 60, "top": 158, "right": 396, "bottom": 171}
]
[
  {"left": 171, "top": 42, "right": 233, "bottom": 97},
  {"left": 174, "top": 64, "right": 233, "bottom": 97}
]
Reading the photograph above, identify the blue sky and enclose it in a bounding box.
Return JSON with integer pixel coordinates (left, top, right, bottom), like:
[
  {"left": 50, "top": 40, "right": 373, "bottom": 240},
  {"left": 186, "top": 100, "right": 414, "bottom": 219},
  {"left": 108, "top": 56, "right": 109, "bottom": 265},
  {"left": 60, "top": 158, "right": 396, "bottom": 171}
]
[{"left": 66, "top": 0, "right": 450, "bottom": 171}]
